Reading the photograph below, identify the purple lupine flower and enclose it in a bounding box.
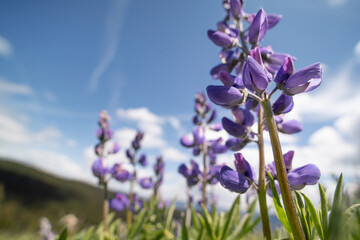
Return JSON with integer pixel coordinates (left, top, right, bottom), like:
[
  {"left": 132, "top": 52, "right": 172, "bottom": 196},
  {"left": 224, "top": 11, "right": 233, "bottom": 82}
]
[
  {"left": 138, "top": 153, "right": 147, "bottom": 167},
  {"left": 274, "top": 56, "right": 295, "bottom": 84},
  {"left": 207, "top": 165, "right": 222, "bottom": 184},
  {"left": 139, "top": 177, "right": 154, "bottom": 189},
  {"left": 209, "top": 122, "right": 223, "bottom": 131},
  {"left": 222, "top": 117, "right": 247, "bottom": 138},
  {"left": 207, "top": 30, "right": 236, "bottom": 49},
  {"left": 178, "top": 160, "right": 201, "bottom": 187},
  {"left": 219, "top": 153, "right": 255, "bottom": 194},
  {"left": 111, "top": 163, "right": 131, "bottom": 182},
  {"left": 266, "top": 14, "right": 282, "bottom": 29},
  {"left": 225, "top": 137, "right": 249, "bottom": 151},
  {"left": 206, "top": 85, "right": 244, "bottom": 108},
  {"left": 210, "top": 63, "right": 231, "bottom": 79},
  {"left": 266, "top": 151, "right": 321, "bottom": 193},
  {"left": 272, "top": 93, "right": 294, "bottom": 115},
  {"left": 276, "top": 117, "right": 303, "bottom": 134},
  {"left": 110, "top": 142, "right": 120, "bottom": 154},
  {"left": 283, "top": 63, "right": 322, "bottom": 95},
  {"left": 110, "top": 193, "right": 129, "bottom": 211},
  {"left": 248, "top": 8, "right": 267, "bottom": 45},
  {"left": 229, "top": 0, "right": 242, "bottom": 19},
  {"left": 92, "top": 158, "right": 108, "bottom": 178},
  {"left": 243, "top": 55, "right": 271, "bottom": 93}
]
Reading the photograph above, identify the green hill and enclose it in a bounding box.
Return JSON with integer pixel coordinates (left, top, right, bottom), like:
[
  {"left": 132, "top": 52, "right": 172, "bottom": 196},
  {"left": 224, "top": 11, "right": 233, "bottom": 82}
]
[{"left": 0, "top": 158, "right": 118, "bottom": 233}]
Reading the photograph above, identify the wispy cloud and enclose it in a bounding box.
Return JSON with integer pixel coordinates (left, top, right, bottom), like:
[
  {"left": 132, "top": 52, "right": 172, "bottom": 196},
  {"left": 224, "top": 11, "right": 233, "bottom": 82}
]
[
  {"left": 328, "top": 0, "right": 348, "bottom": 7},
  {"left": 0, "top": 77, "right": 33, "bottom": 96},
  {"left": 0, "top": 36, "right": 12, "bottom": 58},
  {"left": 88, "top": 0, "right": 130, "bottom": 92}
]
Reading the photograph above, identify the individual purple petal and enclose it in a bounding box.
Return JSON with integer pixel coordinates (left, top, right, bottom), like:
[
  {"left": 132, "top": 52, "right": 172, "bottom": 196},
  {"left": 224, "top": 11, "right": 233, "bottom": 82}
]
[
  {"left": 139, "top": 177, "right": 154, "bottom": 189},
  {"left": 92, "top": 158, "right": 108, "bottom": 178},
  {"left": 225, "top": 138, "right": 248, "bottom": 151},
  {"left": 219, "top": 71, "right": 236, "bottom": 86},
  {"left": 272, "top": 93, "right": 294, "bottom": 115},
  {"left": 111, "top": 142, "right": 120, "bottom": 154},
  {"left": 288, "top": 164, "right": 321, "bottom": 190},
  {"left": 243, "top": 56, "right": 270, "bottom": 93},
  {"left": 138, "top": 153, "right": 147, "bottom": 167},
  {"left": 231, "top": 108, "right": 255, "bottom": 126},
  {"left": 283, "top": 150, "right": 294, "bottom": 171},
  {"left": 274, "top": 57, "right": 295, "bottom": 84},
  {"left": 230, "top": 0, "right": 242, "bottom": 19},
  {"left": 207, "top": 30, "right": 234, "bottom": 48},
  {"left": 248, "top": 8, "right": 268, "bottom": 45},
  {"left": 180, "top": 135, "right": 194, "bottom": 148},
  {"left": 193, "top": 147, "right": 201, "bottom": 156},
  {"left": 278, "top": 119, "right": 303, "bottom": 134},
  {"left": 210, "top": 64, "right": 230, "bottom": 79},
  {"left": 110, "top": 194, "right": 129, "bottom": 211},
  {"left": 222, "top": 117, "right": 247, "bottom": 138},
  {"left": 219, "top": 165, "right": 250, "bottom": 193},
  {"left": 206, "top": 85, "right": 244, "bottom": 108},
  {"left": 178, "top": 164, "right": 190, "bottom": 177},
  {"left": 283, "top": 63, "right": 322, "bottom": 95},
  {"left": 234, "top": 153, "right": 256, "bottom": 181},
  {"left": 267, "top": 14, "right": 282, "bottom": 29},
  {"left": 250, "top": 47, "right": 264, "bottom": 66}
]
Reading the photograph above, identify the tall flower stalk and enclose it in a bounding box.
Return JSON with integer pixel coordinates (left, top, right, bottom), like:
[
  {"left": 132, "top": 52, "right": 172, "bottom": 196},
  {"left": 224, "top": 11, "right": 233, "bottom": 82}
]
[
  {"left": 179, "top": 93, "right": 226, "bottom": 206},
  {"left": 91, "top": 110, "right": 120, "bottom": 233},
  {"left": 206, "top": 1, "right": 322, "bottom": 239}
]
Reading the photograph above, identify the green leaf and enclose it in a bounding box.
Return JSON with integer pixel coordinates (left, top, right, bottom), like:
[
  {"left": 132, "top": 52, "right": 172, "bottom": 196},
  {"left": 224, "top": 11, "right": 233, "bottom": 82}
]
[
  {"left": 182, "top": 214, "right": 189, "bottom": 240},
  {"left": 294, "top": 191, "right": 310, "bottom": 240},
  {"left": 302, "top": 193, "right": 324, "bottom": 240},
  {"left": 165, "top": 200, "right": 176, "bottom": 230},
  {"left": 319, "top": 183, "right": 328, "bottom": 239},
  {"left": 201, "top": 204, "right": 216, "bottom": 240},
  {"left": 343, "top": 203, "right": 360, "bottom": 228},
  {"left": 220, "top": 195, "right": 240, "bottom": 240},
  {"left": 327, "top": 173, "right": 343, "bottom": 238},
  {"left": 56, "top": 228, "right": 67, "bottom": 240},
  {"left": 81, "top": 226, "right": 94, "bottom": 240},
  {"left": 238, "top": 216, "right": 261, "bottom": 238},
  {"left": 267, "top": 172, "right": 292, "bottom": 234},
  {"left": 128, "top": 208, "right": 147, "bottom": 239},
  {"left": 190, "top": 204, "right": 201, "bottom": 230}
]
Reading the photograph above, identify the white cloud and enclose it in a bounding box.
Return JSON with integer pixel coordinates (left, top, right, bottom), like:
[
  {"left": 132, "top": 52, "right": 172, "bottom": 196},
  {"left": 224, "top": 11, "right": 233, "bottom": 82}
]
[
  {"left": 161, "top": 147, "right": 189, "bottom": 162},
  {"left": 354, "top": 41, "right": 360, "bottom": 58},
  {"left": 328, "top": 0, "right": 348, "bottom": 7},
  {"left": 66, "top": 139, "right": 77, "bottom": 148},
  {"left": 0, "top": 36, "right": 12, "bottom": 58},
  {"left": 0, "top": 78, "right": 33, "bottom": 96}
]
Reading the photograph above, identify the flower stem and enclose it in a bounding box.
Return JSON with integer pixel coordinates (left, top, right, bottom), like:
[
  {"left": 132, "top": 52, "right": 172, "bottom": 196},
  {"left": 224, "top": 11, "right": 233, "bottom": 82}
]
[
  {"left": 103, "top": 181, "right": 109, "bottom": 233},
  {"left": 257, "top": 106, "right": 272, "bottom": 240},
  {"left": 202, "top": 136, "right": 208, "bottom": 206},
  {"left": 127, "top": 169, "right": 135, "bottom": 227},
  {"left": 261, "top": 99, "right": 305, "bottom": 240}
]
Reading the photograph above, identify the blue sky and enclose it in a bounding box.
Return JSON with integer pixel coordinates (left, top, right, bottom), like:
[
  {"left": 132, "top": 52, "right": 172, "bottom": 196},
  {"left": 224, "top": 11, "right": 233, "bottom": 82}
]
[{"left": 0, "top": 0, "right": 360, "bottom": 207}]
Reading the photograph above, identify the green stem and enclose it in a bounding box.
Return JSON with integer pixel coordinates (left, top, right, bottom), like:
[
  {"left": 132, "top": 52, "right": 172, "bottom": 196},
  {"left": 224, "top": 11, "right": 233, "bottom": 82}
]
[
  {"left": 103, "top": 181, "right": 109, "bottom": 233},
  {"left": 202, "top": 135, "right": 208, "bottom": 206},
  {"left": 127, "top": 170, "right": 135, "bottom": 227},
  {"left": 257, "top": 106, "right": 272, "bottom": 240},
  {"left": 261, "top": 99, "right": 305, "bottom": 240}
]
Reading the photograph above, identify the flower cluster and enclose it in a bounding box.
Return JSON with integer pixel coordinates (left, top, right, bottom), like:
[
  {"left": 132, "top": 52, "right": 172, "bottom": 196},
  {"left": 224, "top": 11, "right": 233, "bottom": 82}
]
[
  {"left": 178, "top": 92, "right": 227, "bottom": 205},
  {"left": 153, "top": 155, "right": 165, "bottom": 196},
  {"left": 91, "top": 110, "right": 120, "bottom": 183},
  {"left": 219, "top": 152, "right": 321, "bottom": 195},
  {"left": 205, "top": 1, "right": 322, "bottom": 194}
]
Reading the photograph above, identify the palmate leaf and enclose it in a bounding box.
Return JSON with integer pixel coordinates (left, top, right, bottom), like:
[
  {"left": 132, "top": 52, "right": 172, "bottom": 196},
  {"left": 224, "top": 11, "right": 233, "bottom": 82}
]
[
  {"left": 301, "top": 192, "right": 324, "bottom": 240},
  {"left": 267, "top": 172, "right": 292, "bottom": 235}
]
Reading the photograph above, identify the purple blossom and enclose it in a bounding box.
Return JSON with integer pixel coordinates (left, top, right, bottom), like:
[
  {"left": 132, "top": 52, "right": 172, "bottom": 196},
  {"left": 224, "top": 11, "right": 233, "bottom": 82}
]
[
  {"left": 266, "top": 151, "right": 321, "bottom": 193},
  {"left": 138, "top": 153, "right": 148, "bottom": 167},
  {"left": 243, "top": 55, "right": 271, "bottom": 93},
  {"left": 110, "top": 193, "right": 129, "bottom": 211},
  {"left": 248, "top": 8, "right": 267, "bottom": 45},
  {"left": 92, "top": 158, "right": 108, "bottom": 179},
  {"left": 111, "top": 163, "right": 131, "bottom": 182},
  {"left": 139, "top": 177, "right": 154, "bottom": 189},
  {"left": 178, "top": 160, "right": 201, "bottom": 187},
  {"left": 206, "top": 85, "right": 244, "bottom": 108},
  {"left": 272, "top": 93, "right": 294, "bottom": 115},
  {"left": 207, "top": 30, "right": 236, "bottom": 49}
]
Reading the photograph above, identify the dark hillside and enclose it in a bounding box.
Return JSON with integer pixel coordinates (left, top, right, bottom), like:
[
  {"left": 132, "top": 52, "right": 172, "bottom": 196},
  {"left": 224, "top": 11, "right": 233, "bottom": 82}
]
[{"left": 0, "top": 159, "right": 113, "bottom": 232}]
